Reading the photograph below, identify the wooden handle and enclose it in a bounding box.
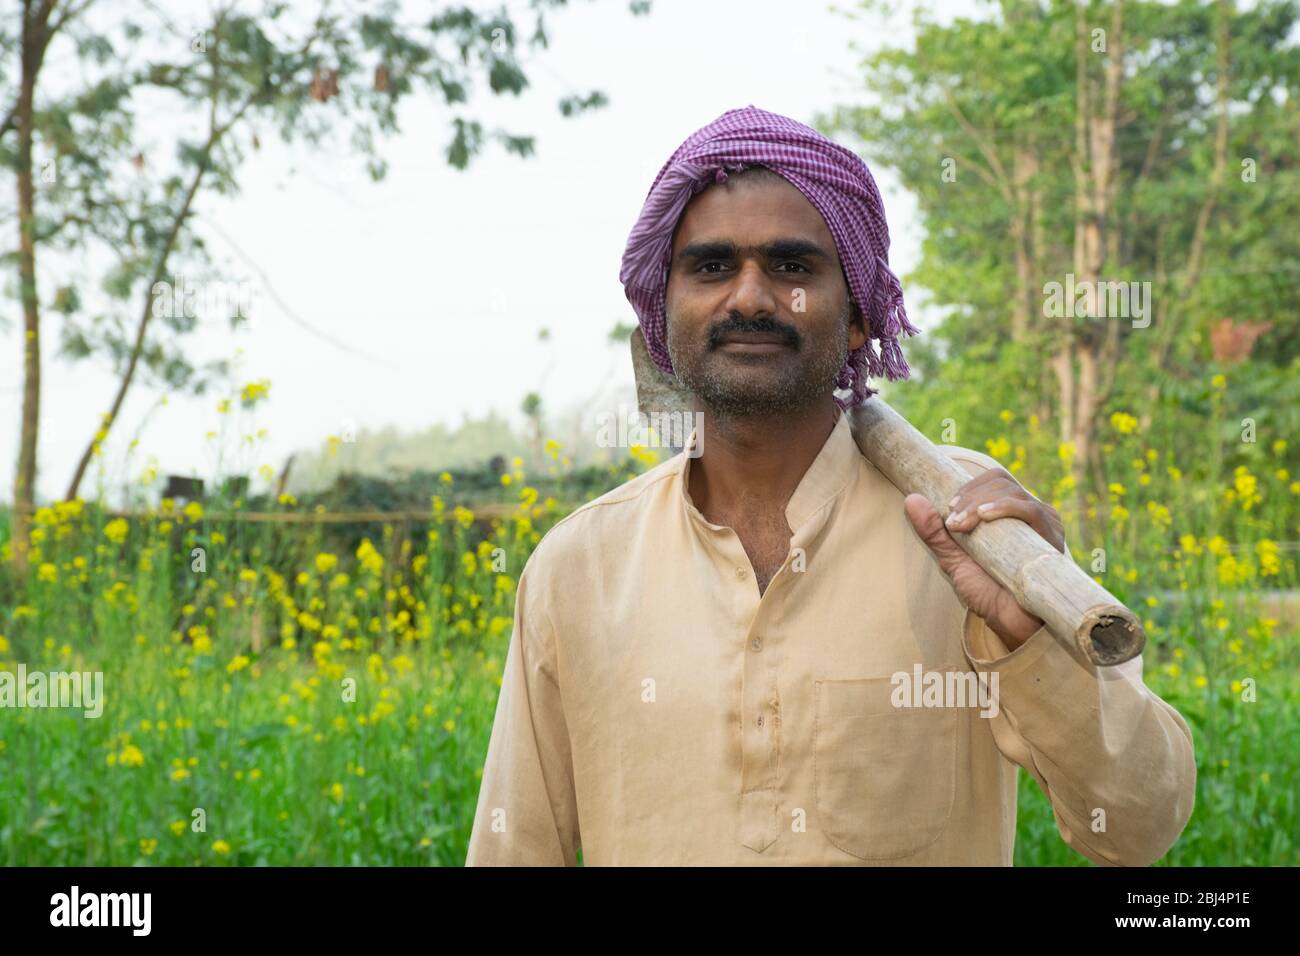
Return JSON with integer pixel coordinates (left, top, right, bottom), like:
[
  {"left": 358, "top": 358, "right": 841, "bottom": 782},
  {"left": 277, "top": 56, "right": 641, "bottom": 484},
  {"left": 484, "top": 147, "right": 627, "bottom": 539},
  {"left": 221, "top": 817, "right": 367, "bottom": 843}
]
[{"left": 849, "top": 398, "right": 1145, "bottom": 667}]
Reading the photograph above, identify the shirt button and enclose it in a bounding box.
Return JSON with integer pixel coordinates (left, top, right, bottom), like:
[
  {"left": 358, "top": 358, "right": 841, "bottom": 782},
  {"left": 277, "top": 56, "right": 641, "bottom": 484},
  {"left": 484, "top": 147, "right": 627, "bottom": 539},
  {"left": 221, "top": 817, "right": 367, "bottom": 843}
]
[
  {"left": 750, "top": 636, "right": 762, "bottom": 652},
  {"left": 756, "top": 714, "right": 764, "bottom": 728},
  {"left": 735, "top": 567, "right": 747, "bottom": 580}
]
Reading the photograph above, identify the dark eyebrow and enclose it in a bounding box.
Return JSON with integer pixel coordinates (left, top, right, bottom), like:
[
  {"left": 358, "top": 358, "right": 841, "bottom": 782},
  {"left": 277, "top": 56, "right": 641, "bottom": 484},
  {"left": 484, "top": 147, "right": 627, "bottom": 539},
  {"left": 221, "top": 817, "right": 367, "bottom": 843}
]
[{"left": 675, "top": 238, "right": 832, "bottom": 265}]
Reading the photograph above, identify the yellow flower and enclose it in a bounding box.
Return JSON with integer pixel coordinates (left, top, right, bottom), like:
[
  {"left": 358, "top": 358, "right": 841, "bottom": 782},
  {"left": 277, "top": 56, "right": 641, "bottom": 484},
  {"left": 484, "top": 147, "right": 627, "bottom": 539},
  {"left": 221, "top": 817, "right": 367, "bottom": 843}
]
[
  {"left": 139, "top": 838, "right": 158, "bottom": 856},
  {"left": 183, "top": 501, "right": 204, "bottom": 522},
  {"left": 328, "top": 782, "right": 344, "bottom": 802},
  {"left": 240, "top": 380, "right": 269, "bottom": 404},
  {"left": 984, "top": 437, "right": 1011, "bottom": 460},
  {"left": 1193, "top": 675, "right": 1208, "bottom": 689},
  {"left": 0, "top": 635, "right": 8, "bottom": 653},
  {"left": 118, "top": 744, "right": 145, "bottom": 767},
  {"left": 1216, "top": 552, "right": 1248, "bottom": 587},
  {"left": 1211, "top": 373, "right": 1227, "bottom": 389},
  {"left": 500, "top": 473, "right": 513, "bottom": 486},
  {"left": 212, "top": 840, "right": 231, "bottom": 855},
  {"left": 1233, "top": 467, "right": 1260, "bottom": 510},
  {"left": 1257, "top": 540, "right": 1280, "bottom": 577},
  {"left": 1108, "top": 411, "right": 1138, "bottom": 434},
  {"left": 356, "top": 538, "right": 384, "bottom": 576},
  {"left": 226, "top": 655, "right": 251, "bottom": 674},
  {"left": 1145, "top": 501, "right": 1171, "bottom": 527},
  {"left": 169, "top": 820, "right": 187, "bottom": 836},
  {"left": 104, "top": 518, "right": 129, "bottom": 543},
  {"left": 170, "top": 767, "right": 191, "bottom": 781},
  {"left": 315, "top": 552, "right": 338, "bottom": 574},
  {"left": 37, "top": 562, "right": 57, "bottom": 583}
]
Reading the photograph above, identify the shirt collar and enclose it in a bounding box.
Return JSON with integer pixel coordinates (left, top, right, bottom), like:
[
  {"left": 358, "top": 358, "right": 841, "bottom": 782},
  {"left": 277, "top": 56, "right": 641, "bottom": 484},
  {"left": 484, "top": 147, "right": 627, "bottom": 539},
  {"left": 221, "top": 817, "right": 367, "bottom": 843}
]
[{"left": 677, "top": 407, "right": 860, "bottom": 534}]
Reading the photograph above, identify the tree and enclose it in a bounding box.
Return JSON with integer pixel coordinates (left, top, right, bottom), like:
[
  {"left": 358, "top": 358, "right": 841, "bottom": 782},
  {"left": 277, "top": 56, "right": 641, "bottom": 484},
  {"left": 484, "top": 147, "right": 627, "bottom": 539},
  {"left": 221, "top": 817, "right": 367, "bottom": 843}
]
[
  {"left": 2, "top": 0, "right": 646, "bottom": 571},
  {"left": 821, "top": 0, "right": 1300, "bottom": 542}
]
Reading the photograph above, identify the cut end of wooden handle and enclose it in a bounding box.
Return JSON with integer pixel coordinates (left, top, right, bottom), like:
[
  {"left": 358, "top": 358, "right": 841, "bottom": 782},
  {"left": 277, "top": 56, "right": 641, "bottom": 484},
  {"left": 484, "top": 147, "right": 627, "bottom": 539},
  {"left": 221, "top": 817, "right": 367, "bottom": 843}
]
[{"left": 1079, "top": 608, "right": 1146, "bottom": 666}]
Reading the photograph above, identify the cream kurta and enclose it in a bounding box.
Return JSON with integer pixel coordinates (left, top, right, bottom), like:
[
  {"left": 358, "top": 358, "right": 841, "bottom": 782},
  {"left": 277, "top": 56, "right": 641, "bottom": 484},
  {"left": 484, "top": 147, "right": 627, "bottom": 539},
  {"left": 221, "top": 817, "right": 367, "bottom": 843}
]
[{"left": 465, "top": 410, "right": 1196, "bottom": 866}]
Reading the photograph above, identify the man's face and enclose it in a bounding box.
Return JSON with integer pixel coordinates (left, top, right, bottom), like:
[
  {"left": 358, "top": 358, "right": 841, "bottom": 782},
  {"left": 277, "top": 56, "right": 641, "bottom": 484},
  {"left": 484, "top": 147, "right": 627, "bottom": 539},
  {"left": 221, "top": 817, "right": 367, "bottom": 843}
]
[{"left": 664, "top": 172, "right": 868, "bottom": 418}]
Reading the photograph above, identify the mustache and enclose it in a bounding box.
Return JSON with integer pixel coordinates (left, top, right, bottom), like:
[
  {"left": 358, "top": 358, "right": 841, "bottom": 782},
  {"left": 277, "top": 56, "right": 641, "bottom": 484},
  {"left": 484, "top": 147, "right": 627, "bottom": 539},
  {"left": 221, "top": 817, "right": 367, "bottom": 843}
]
[{"left": 707, "top": 316, "right": 800, "bottom": 349}]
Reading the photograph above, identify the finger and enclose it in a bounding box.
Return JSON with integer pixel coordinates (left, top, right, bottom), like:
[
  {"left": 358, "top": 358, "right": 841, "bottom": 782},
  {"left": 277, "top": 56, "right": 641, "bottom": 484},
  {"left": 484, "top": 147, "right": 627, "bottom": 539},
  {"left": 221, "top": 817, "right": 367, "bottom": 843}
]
[
  {"left": 904, "top": 494, "right": 968, "bottom": 576},
  {"left": 947, "top": 471, "right": 1018, "bottom": 518},
  {"left": 945, "top": 470, "right": 1004, "bottom": 512},
  {"left": 946, "top": 489, "right": 1013, "bottom": 535},
  {"left": 975, "top": 497, "right": 1066, "bottom": 552},
  {"left": 945, "top": 481, "right": 1021, "bottom": 532},
  {"left": 973, "top": 496, "right": 1043, "bottom": 526}
]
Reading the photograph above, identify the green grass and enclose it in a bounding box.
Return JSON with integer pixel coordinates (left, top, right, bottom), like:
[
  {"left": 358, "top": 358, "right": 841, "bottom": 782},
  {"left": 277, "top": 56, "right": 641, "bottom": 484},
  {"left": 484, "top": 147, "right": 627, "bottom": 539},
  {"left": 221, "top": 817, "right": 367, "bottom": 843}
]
[{"left": 2, "top": 445, "right": 1296, "bottom": 865}]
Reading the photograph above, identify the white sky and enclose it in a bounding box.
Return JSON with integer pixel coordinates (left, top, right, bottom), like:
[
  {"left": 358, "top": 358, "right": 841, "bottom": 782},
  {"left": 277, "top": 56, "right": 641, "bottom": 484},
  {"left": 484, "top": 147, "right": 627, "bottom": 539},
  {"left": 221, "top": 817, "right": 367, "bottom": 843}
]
[{"left": 0, "top": 0, "right": 982, "bottom": 502}]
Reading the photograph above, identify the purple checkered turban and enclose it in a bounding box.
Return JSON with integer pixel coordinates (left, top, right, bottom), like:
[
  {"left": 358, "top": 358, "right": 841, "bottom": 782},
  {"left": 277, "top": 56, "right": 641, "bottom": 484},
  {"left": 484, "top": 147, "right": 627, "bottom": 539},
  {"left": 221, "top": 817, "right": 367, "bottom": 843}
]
[{"left": 619, "top": 105, "right": 919, "bottom": 408}]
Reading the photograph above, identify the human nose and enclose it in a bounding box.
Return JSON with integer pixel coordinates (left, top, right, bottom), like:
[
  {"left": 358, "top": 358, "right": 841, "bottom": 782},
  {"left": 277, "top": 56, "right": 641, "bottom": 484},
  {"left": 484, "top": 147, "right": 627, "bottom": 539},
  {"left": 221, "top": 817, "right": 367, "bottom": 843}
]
[{"left": 723, "top": 259, "right": 780, "bottom": 318}]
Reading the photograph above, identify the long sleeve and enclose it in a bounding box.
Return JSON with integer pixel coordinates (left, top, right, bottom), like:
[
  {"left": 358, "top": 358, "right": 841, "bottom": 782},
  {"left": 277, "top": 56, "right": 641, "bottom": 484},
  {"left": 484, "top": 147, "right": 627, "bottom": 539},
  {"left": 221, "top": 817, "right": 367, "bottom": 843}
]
[
  {"left": 465, "top": 559, "right": 581, "bottom": 866},
  {"left": 961, "top": 609, "right": 1197, "bottom": 866},
  {"left": 941, "top": 445, "right": 1196, "bottom": 866}
]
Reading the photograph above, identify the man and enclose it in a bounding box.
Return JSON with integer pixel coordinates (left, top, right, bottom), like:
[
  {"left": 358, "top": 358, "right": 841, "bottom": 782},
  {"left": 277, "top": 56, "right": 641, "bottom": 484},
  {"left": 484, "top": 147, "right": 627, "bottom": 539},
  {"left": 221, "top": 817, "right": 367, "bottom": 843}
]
[{"left": 466, "top": 106, "right": 1195, "bottom": 866}]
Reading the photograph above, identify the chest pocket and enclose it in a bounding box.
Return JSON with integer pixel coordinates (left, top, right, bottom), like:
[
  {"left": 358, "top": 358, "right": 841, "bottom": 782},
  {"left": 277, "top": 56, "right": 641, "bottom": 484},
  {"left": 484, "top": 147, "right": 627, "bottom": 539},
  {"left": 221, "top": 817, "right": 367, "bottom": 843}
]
[{"left": 813, "top": 677, "right": 957, "bottom": 860}]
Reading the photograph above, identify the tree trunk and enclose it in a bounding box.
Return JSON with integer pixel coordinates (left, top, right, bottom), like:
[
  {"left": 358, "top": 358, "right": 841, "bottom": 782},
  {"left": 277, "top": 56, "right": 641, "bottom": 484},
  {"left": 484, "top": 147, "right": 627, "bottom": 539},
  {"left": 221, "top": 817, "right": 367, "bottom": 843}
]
[
  {"left": 11, "top": 0, "right": 56, "bottom": 573},
  {"left": 63, "top": 150, "right": 209, "bottom": 500}
]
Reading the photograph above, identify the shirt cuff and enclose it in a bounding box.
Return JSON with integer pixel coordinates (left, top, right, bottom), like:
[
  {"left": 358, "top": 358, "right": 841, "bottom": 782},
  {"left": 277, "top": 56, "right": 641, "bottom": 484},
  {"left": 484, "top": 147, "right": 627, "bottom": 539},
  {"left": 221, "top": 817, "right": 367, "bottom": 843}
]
[{"left": 961, "top": 607, "right": 1057, "bottom": 675}]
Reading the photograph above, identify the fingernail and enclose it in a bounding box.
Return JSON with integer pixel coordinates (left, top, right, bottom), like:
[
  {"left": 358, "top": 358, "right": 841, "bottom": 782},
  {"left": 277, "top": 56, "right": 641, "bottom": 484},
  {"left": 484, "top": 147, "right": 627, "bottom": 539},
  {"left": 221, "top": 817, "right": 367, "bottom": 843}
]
[
  {"left": 947, "top": 511, "right": 965, "bottom": 526},
  {"left": 948, "top": 497, "right": 959, "bottom": 509},
  {"left": 977, "top": 502, "right": 993, "bottom": 513}
]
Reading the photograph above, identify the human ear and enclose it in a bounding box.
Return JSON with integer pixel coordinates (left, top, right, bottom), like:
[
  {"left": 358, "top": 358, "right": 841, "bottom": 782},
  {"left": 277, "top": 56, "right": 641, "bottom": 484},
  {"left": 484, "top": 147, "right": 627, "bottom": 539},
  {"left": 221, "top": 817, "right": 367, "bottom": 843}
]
[{"left": 846, "top": 296, "right": 868, "bottom": 351}]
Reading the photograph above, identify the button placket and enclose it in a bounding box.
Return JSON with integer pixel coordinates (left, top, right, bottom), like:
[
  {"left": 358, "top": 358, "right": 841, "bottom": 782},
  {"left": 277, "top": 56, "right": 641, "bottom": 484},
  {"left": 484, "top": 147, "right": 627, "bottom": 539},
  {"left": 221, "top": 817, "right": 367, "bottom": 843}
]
[{"left": 739, "top": 572, "right": 783, "bottom": 853}]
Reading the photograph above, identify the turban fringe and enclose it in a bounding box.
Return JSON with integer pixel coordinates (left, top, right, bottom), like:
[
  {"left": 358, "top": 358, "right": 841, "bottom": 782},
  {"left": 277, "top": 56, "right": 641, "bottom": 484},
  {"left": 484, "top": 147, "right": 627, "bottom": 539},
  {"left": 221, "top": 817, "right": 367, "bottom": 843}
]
[{"left": 619, "top": 106, "right": 919, "bottom": 408}]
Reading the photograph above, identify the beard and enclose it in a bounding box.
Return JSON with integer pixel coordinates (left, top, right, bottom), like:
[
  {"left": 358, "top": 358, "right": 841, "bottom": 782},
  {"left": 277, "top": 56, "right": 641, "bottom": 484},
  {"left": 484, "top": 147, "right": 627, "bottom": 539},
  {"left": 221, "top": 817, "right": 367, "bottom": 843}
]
[{"left": 666, "top": 305, "right": 851, "bottom": 420}]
